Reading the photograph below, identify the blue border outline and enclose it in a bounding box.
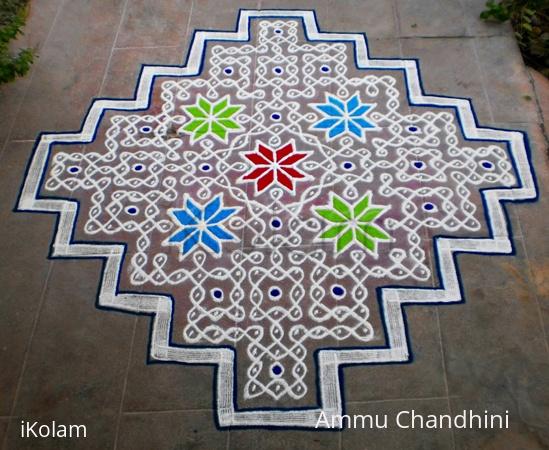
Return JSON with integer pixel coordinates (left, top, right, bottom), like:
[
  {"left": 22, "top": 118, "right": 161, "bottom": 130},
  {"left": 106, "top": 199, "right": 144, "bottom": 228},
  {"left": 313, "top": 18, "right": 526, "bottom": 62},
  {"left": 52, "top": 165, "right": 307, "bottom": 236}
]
[{"left": 14, "top": 9, "right": 539, "bottom": 431}]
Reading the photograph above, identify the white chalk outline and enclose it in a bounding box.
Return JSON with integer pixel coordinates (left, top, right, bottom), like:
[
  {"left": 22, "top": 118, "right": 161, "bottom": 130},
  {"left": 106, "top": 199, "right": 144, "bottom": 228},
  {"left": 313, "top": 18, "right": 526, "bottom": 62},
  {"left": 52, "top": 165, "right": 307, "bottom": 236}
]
[{"left": 16, "top": 10, "right": 538, "bottom": 429}]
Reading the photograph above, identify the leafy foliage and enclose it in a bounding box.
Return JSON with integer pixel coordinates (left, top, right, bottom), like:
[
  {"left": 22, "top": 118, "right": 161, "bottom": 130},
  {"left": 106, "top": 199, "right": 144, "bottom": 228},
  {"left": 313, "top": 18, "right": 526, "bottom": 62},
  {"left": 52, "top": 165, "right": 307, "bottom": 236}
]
[
  {"left": 481, "top": 0, "right": 549, "bottom": 77},
  {"left": 0, "top": 0, "right": 34, "bottom": 84}
]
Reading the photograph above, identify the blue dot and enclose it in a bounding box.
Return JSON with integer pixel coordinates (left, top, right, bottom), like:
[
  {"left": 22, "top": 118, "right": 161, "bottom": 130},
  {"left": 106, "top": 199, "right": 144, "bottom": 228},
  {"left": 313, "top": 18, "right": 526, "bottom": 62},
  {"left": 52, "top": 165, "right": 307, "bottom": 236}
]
[
  {"left": 321, "top": 65, "right": 330, "bottom": 73},
  {"left": 201, "top": 164, "right": 211, "bottom": 171},
  {"left": 423, "top": 203, "right": 435, "bottom": 211},
  {"left": 133, "top": 164, "right": 144, "bottom": 171},
  {"left": 270, "top": 288, "right": 281, "bottom": 298},
  {"left": 274, "top": 28, "right": 282, "bottom": 34},
  {"left": 482, "top": 161, "right": 493, "bottom": 169},
  {"left": 68, "top": 166, "right": 80, "bottom": 173},
  {"left": 343, "top": 162, "right": 353, "bottom": 170},
  {"left": 224, "top": 67, "right": 233, "bottom": 75},
  {"left": 271, "top": 219, "right": 282, "bottom": 228},
  {"left": 271, "top": 113, "right": 281, "bottom": 120},
  {"left": 140, "top": 126, "right": 152, "bottom": 133},
  {"left": 127, "top": 206, "right": 138, "bottom": 215},
  {"left": 413, "top": 161, "right": 424, "bottom": 169},
  {"left": 408, "top": 126, "right": 418, "bottom": 132},
  {"left": 272, "top": 364, "right": 282, "bottom": 375},
  {"left": 332, "top": 286, "right": 345, "bottom": 297},
  {"left": 213, "top": 289, "right": 223, "bottom": 299},
  {"left": 274, "top": 67, "right": 283, "bottom": 74}
]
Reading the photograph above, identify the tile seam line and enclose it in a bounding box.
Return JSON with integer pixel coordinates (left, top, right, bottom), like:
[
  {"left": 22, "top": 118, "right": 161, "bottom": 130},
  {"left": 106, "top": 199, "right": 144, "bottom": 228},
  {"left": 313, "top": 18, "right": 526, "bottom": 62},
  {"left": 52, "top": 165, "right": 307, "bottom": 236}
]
[
  {"left": 526, "top": 70, "right": 549, "bottom": 146},
  {"left": 1, "top": 262, "right": 54, "bottom": 450},
  {"left": 113, "top": 45, "right": 180, "bottom": 51},
  {"left": 435, "top": 310, "right": 456, "bottom": 450},
  {"left": 397, "top": 34, "right": 511, "bottom": 40},
  {"left": 0, "top": 0, "right": 66, "bottom": 162},
  {"left": 392, "top": 0, "right": 402, "bottom": 38},
  {"left": 469, "top": 37, "right": 495, "bottom": 124},
  {"left": 518, "top": 235, "right": 549, "bottom": 357},
  {"left": 344, "top": 395, "right": 460, "bottom": 406},
  {"left": 112, "top": 316, "right": 138, "bottom": 450},
  {"left": 98, "top": 0, "right": 131, "bottom": 97},
  {"left": 122, "top": 408, "right": 214, "bottom": 415},
  {"left": 0, "top": 1, "right": 66, "bottom": 446},
  {"left": 512, "top": 206, "right": 549, "bottom": 357}
]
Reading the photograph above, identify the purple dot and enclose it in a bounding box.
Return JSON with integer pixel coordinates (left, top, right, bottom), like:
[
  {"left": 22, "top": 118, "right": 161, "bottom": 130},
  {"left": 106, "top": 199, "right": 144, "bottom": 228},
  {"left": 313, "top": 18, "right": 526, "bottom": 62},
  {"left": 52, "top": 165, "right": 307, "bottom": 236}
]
[
  {"left": 213, "top": 289, "right": 223, "bottom": 299},
  {"left": 413, "top": 161, "right": 424, "bottom": 169},
  {"left": 274, "top": 67, "right": 283, "bottom": 74},
  {"left": 270, "top": 288, "right": 281, "bottom": 298},
  {"left": 332, "top": 286, "right": 345, "bottom": 297},
  {"left": 321, "top": 65, "right": 330, "bottom": 73},
  {"left": 423, "top": 203, "right": 435, "bottom": 211},
  {"left": 343, "top": 162, "right": 353, "bottom": 170},
  {"left": 224, "top": 67, "right": 233, "bottom": 75},
  {"left": 482, "top": 161, "right": 493, "bottom": 169},
  {"left": 271, "top": 219, "right": 282, "bottom": 228},
  {"left": 68, "top": 166, "right": 80, "bottom": 173},
  {"left": 272, "top": 364, "right": 282, "bottom": 375},
  {"left": 271, "top": 113, "right": 281, "bottom": 120},
  {"left": 127, "top": 206, "right": 138, "bottom": 215}
]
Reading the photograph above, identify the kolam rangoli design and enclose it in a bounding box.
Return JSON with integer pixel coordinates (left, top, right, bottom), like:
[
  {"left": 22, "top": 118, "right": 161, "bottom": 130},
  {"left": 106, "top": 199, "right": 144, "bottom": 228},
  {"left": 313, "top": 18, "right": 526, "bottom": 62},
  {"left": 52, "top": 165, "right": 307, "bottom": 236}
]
[{"left": 17, "top": 10, "right": 537, "bottom": 429}]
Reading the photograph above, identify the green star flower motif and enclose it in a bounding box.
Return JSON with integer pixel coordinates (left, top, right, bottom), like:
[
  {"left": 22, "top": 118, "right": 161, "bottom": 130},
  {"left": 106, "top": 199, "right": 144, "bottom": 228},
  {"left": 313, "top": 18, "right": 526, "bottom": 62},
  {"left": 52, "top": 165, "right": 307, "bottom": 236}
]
[
  {"left": 314, "top": 192, "right": 392, "bottom": 256},
  {"left": 181, "top": 95, "right": 244, "bottom": 144}
]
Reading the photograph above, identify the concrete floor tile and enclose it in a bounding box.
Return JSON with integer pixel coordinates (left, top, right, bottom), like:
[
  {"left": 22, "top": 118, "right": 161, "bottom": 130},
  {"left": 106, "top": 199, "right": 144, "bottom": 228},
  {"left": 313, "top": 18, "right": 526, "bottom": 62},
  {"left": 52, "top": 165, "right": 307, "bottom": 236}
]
[
  {"left": 11, "top": 0, "right": 64, "bottom": 52},
  {"left": 344, "top": 308, "right": 447, "bottom": 403},
  {"left": 365, "top": 38, "right": 401, "bottom": 59},
  {"left": 400, "top": 38, "right": 492, "bottom": 124},
  {"left": 474, "top": 36, "right": 539, "bottom": 124},
  {"left": 528, "top": 68, "right": 549, "bottom": 142},
  {"left": 116, "top": 410, "right": 226, "bottom": 450},
  {"left": 115, "top": 0, "right": 192, "bottom": 49},
  {"left": 0, "top": 418, "right": 8, "bottom": 446},
  {"left": 396, "top": 0, "right": 467, "bottom": 37},
  {"left": 450, "top": 392, "right": 549, "bottom": 449},
  {"left": 188, "top": 0, "right": 260, "bottom": 31},
  {"left": 100, "top": 46, "right": 186, "bottom": 98},
  {"left": 0, "top": 0, "right": 63, "bottom": 146},
  {"left": 10, "top": 0, "right": 126, "bottom": 140},
  {"left": 0, "top": 143, "right": 54, "bottom": 416},
  {"left": 230, "top": 427, "right": 339, "bottom": 449},
  {"left": 12, "top": 259, "right": 134, "bottom": 418},
  {"left": 460, "top": 0, "right": 514, "bottom": 37},
  {"left": 493, "top": 122, "right": 549, "bottom": 349},
  {"left": 439, "top": 247, "right": 549, "bottom": 398},
  {"left": 0, "top": 77, "right": 30, "bottom": 148},
  {"left": 123, "top": 316, "right": 215, "bottom": 412}
]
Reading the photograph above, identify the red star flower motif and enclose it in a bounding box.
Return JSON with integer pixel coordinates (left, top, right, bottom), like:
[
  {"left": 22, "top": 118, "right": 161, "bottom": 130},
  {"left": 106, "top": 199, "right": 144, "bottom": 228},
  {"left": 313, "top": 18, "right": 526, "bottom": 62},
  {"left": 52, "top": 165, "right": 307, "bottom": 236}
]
[{"left": 240, "top": 141, "right": 310, "bottom": 194}]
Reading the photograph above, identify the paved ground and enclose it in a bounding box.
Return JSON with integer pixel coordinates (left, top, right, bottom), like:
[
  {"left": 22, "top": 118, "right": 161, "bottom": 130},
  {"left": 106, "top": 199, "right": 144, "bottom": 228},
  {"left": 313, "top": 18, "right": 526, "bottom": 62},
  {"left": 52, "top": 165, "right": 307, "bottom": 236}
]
[{"left": 1, "top": 1, "right": 548, "bottom": 449}]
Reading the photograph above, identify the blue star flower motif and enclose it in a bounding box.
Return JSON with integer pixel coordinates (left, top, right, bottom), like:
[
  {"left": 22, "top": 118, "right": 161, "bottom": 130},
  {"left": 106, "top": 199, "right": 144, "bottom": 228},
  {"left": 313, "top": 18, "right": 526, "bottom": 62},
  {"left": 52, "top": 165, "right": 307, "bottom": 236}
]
[
  {"left": 311, "top": 93, "right": 378, "bottom": 141},
  {"left": 165, "top": 194, "right": 239, "bottom": 256}
]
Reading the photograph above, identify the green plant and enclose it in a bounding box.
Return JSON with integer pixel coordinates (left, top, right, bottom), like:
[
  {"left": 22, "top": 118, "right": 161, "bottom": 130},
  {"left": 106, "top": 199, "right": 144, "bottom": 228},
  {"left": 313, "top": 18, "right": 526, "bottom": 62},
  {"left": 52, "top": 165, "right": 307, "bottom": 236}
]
[
  {"left": 481, "top": 0, "right": 549, "bottom": 77},
  {"left": 0, "top": 0, "right": 34, "bottom": 84}
]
